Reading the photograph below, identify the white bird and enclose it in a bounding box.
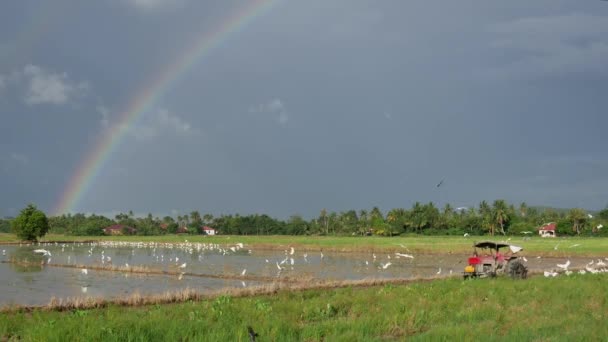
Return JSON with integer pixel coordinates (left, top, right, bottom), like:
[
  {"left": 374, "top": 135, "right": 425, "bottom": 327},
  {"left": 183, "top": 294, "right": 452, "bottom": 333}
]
[
  {"left": 556, "top": 260, "right": 570, "bottom": 270},
  {"left": 33, "top": 249, "right": 51, "bottom": 257},
  {"left": 178, "top": 273, "right": 184, "bottom": 280},
  {"left": 395, "top": 253, "right": 414, "bottom": 259},
  {"left": 81, "top": 268, "right": 88, "bottom": 275},
  {"left": 230, "top": 247, "right": 236, "bottom": 253},
  {"left": 569, "top": 244, "right": 581, "bottom": 248},
  {"left": 290, "top": 258, "right": 294, "bottom": 265},
  {"left": 381, "top": 262, "right": 392, "bottom": 269},
  {"left": 597, "top": 224, "right": 603, "bottom": 230},
  {"left": 587, "top": 213, "right": 593, "bottom": 219},
  {"left": 463, "top": 233, "right": 469, "bottom": 237},
  {"left": 436, "top": 268, "right": 442, "bottom": 275},
  {"left": 544, "top": 270, "right": 558, "bottom": 277},
  {"left": 241, "top": 269, "right": 247, "bottom": 276},
  {"left": 276, "top": 262, "right": 283, "bottom": 270},
  {"left": 596, "top": 259, "right": 606, "bottom": 267},
  {"left": 579, "top": 269, "right": 587, "bottom": 275},
  {"left": 236, "top": 243, "right": 244, "bottom": 249},
  {"left": 554, "top": 244, "right": 560, "bottom": 250},
  {"left": 586, "top": 266, "right": 599, "bottom": 274},
  {"left": 2, "top": 250, "right": 5, "bottom": 255},
  {"left": 521, "top": 231, "right": 532, "bottom": 235},
  {"left": 265, "top": 259, "right": 269, "bottom": 263},
  {"left": 522, "top": 257, "right": 528, "bottom": 262},
  {"left": 179, "top": 263, "right": 187, "bottom": 269},
  {"left": 290, "top": 247, "right": 295, "bottom": 255},
  {"left": 125, "top": 263, "right": 129, "bottom": 268},
  {"left": 320, "top": 252, "right": 324, "bottom": 259},
  {"left": 565, "top": 270, "right": 573, "bottom": 276}
]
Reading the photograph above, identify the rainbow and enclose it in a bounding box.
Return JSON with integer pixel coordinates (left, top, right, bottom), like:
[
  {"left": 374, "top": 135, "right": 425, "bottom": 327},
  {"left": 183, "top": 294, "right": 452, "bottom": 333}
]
[{"left": 53, "top": 0, "right": 280, "bottom": 215}]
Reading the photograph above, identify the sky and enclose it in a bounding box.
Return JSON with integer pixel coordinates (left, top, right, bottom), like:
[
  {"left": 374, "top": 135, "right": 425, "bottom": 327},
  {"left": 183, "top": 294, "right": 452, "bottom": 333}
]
[{"left": 1, "top": 0, "right": 607, "bottom": 219}]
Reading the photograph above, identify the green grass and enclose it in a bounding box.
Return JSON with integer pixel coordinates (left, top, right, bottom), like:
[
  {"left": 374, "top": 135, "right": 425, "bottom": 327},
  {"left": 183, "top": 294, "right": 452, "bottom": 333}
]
[
  {"left": 2, "top": 233, "right": 607, "bottom": 256},
  {"left": 1, "top": 274, "right": 607, "bottom": 341}
]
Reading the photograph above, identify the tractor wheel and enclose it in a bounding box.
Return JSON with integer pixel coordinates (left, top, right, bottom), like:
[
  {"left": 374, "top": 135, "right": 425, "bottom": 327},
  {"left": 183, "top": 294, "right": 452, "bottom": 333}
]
[{"left": 508, "top": 259, "right": 528, "bottom": 279}]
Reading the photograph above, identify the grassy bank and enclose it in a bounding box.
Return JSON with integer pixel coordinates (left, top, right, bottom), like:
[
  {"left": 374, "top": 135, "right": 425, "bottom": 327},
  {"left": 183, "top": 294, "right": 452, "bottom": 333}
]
[
  {"left": 1, "top": 233, "right": 607, "bottom": 256},
  {"left": 1, "top": 274, "right": 606, "bottom": 341}
]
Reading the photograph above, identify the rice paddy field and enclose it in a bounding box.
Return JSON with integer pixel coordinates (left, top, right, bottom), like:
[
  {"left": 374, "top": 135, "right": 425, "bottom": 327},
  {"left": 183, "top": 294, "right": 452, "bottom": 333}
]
[{"left": 0, "top": 233, "right": 607, "bottom": 340}]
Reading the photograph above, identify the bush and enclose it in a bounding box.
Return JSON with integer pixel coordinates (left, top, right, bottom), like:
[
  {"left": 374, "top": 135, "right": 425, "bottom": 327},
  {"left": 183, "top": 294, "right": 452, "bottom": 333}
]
[
  {"left": 11, "top": 204, "right": 49, "bottom": 241},
  {"left": 556, "top": 219, "right": 576, "bottom": 236}
]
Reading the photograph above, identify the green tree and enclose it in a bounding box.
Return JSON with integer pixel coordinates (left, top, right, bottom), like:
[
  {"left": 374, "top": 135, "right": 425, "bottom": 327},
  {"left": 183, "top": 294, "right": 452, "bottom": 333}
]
[
  {"left": 598, "top": 207, "right": 608, "bottom": 220},
  {"left": 190, "top": 211, "right": 203, "bottom": 227},
  {"left": 479, "top": 201, "right": 494, "bottom": 235},
  {"left": 11, "top": 204, "right": 49, "bottom": 241},
  {"left": 567, "top": 208, "right": 587, "bottom": 235},
  {"left": 519, "top": 202, "right": 528, "bottom": 217},
  {"left": 492, "top": 199, "right": 509, "bottom": 235}
]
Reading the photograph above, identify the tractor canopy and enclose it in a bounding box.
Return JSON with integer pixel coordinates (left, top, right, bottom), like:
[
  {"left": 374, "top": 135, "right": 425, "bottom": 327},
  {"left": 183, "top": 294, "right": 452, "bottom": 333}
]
[{"left": 474, "top": 241, "right": 523, "bottom": 253}]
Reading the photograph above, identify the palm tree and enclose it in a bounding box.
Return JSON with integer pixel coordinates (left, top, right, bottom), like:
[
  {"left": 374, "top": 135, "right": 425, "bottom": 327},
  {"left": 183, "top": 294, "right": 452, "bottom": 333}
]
[
  {"left": 519, "top": 202, "right": 528, "bottom": 217},
  {"left": 319, "top": 209, "right": 329, "bottom": 235},
  {"left": 567, "top": 208, "right": 587, "bottom": 235},
  {"left": 492, "top": 200, "right": 509, "bottom": 236},
  {"left": 479, "top": 201, "right": 493, "bottom": 235}
]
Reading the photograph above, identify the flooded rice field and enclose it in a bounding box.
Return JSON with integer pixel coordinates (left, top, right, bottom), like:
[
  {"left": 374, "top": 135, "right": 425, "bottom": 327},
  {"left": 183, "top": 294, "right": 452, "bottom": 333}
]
[{"left": 0, "top": 241, "right": 599, "bottom": 306}]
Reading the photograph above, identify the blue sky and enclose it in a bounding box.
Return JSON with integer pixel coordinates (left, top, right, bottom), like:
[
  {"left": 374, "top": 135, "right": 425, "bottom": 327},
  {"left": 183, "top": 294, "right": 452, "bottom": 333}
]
[{"left": 1, "top": 0, "right": 607, "bottom": 218}]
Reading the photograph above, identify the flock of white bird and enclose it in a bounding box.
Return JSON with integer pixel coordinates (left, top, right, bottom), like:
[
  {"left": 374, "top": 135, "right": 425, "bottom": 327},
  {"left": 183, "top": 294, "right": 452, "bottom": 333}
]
[
  {"left": 543, "top": 258, "right": 608, "bottom": 277},
  {"left": 5, "top": 240, "right": 608, "bottom": 284},
  {"left": 15, "top": 241, "right": 429, "bottom": 282}
]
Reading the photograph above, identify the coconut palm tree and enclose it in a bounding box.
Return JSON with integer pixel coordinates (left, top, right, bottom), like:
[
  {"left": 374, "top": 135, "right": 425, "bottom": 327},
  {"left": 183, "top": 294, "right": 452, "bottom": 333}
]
[
  {"left": 479, "top": 201, "right": 493, "bottom": 235},
  {"left": 493, "top": 200, "right": 509, "bottom": 235},
  {"left": 519, "top": 202, "right": 528, "bottom": 217}
]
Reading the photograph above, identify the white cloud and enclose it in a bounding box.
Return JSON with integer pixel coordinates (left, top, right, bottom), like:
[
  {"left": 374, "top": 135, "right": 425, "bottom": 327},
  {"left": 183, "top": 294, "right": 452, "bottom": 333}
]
[
  {"left": 127, "top": 0, "right": 185, "bottom": 10},
  {"left": 20, "top": 64, "right": 88, "bottom": 105},
  {"left": 249, "top": 98, "right": 289, "bottom": 126},
  {"left": 10, "top": 153, "right": 28, "bottom": 165},
  {"left": 97, "top": 105, "right": 110, "bottom": 128},
  {"left": 1, "top": 152, "right": 28, "bottom": 173},
  {"left": 128, "top": 108, "right": 196, "bottom": 141},
  {"left": 486, "top": 13, "right": 608, "bottom": 79}
]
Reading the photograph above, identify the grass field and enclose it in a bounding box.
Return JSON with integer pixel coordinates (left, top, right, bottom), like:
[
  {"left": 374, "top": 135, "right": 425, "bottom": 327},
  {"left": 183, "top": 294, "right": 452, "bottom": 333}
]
[
  {"left": 1, "top": 274, "right": 606, "bottom": 341},
  {"left": 1, "top": 233, "right": 607, "bottom": 257}
]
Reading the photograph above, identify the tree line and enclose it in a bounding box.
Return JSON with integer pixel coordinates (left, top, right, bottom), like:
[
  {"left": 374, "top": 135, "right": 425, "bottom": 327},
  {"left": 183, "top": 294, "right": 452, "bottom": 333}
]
[{"left": 2, "top": 200, "right": 607, "bottom": 237}]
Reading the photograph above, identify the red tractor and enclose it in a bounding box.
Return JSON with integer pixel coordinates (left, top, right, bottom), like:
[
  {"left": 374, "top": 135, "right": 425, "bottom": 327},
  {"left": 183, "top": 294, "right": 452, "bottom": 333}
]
[{"left": 464, "top": 241, "right": 528, "bottom": 279}]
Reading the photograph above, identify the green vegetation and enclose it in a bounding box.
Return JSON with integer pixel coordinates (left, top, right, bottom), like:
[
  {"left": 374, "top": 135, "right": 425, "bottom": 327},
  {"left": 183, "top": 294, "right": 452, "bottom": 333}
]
[
  {"left": 10, "top": 204, "right": 49, "bottom": 241},
  {"left": 1, "top": 233, "right": 605, "bottom": 256},
  {"left": 43, "top": 201, "right": 608, "bottom": 238},
  {"left": 1, "top": 274, "right": 606, "bottom": 341}
]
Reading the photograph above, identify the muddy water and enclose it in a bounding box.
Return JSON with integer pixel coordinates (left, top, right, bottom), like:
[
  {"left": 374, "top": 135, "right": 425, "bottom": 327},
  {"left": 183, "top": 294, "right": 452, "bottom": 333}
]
[{"left": 0, "top": 243, "right": 599, "bottom": 306}]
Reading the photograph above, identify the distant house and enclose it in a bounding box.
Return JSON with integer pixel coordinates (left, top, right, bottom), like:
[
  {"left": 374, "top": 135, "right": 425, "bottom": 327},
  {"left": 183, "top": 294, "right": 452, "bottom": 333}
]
[
  {"left": 103, "top": 224, "right": 136, "bottom": 235},
  {"left": 201, "top": 226, "right": 216, "bottom": 236},
  {"left": 538, "top": 222, "right": 557, "bottom": 238},
  {"left": 176, "top": 226, "right": 189, "bottom": 234}
]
